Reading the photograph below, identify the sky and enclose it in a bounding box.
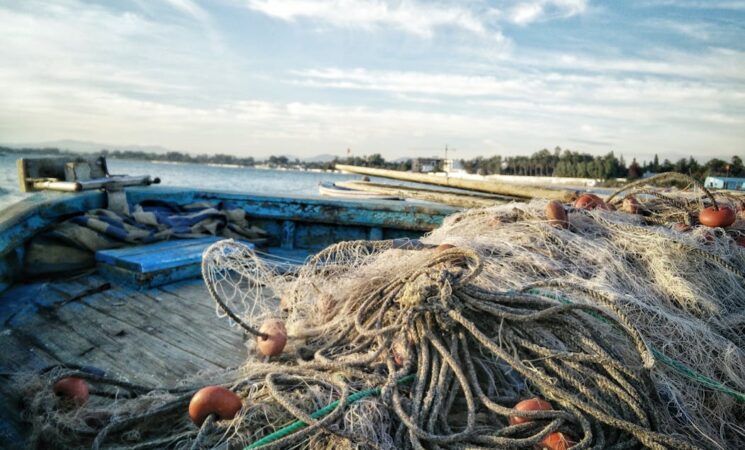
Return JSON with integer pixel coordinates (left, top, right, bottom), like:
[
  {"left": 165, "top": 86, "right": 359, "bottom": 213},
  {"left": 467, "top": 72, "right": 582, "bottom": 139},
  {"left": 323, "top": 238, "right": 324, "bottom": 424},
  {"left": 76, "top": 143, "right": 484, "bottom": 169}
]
[{"left": 1, "top": 0, "right": 744, "bottom": 162}]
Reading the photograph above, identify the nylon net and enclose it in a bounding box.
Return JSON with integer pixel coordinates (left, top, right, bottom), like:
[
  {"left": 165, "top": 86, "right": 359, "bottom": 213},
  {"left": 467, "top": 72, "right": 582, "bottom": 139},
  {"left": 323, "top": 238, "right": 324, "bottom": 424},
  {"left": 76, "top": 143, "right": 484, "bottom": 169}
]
[{"left": 20, "top": 173, "right": 745, "bottom": 450}]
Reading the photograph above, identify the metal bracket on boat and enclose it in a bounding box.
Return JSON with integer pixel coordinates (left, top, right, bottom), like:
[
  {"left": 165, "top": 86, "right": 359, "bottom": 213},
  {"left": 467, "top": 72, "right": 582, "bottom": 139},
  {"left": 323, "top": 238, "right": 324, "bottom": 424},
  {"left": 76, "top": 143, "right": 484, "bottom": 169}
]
[
  {"left": 17, "top": 156, "right": 160, "bottom": 194},
  {"left": 105, "top": 183, "right": 131, "bottom": 216}
]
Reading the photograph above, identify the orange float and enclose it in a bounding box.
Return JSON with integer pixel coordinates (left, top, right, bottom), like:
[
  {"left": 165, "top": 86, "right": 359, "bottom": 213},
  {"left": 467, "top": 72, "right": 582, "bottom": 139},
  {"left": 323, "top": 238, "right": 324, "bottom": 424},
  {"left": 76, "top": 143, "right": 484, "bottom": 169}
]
[
  {"left": 545, "top": 201, "right": 568, "bottom": 229},
  {"left": 509, "top": 398, "right": 553, "bottom": 425},
  {"left": 573, "top": 194, "right": 608, "bottom": 210},
  {"left": 699, "top": 206, "right": 736, "bottom": 228},
  {"left": 257, "top": 319, "right": 288, "bottom": 357},
  {"left": 188, "top": 386, "right": 242, "bottom": 426},
  {"left": 539, "top": 431, "right": 576, "bottom": 450},
  {"left": 53, "top": 377, "right": 89, "bottom": 406}
]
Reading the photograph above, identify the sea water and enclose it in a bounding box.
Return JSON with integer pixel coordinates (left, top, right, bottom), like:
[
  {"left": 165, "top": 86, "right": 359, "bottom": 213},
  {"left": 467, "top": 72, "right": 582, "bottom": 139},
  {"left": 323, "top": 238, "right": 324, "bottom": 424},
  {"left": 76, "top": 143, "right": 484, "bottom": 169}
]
[{"left": 0, "top": 154, "right": 368, "bottom": 210}]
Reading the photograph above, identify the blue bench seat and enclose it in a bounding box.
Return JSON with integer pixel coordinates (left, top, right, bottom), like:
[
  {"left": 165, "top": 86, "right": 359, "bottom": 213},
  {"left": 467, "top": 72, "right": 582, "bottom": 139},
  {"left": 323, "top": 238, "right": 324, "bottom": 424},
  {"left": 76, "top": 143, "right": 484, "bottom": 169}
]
[{"left": 96, "top": 237, "right": 253, "bottom": 289}]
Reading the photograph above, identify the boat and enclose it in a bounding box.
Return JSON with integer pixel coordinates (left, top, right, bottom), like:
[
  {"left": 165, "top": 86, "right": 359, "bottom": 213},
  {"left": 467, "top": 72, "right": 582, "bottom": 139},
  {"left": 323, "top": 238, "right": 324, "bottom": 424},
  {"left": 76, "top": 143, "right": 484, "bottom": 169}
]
[
  {"left": 317, "top": 181, "right": 401, "bottom": 200},
  {"left": 0, "top": 158, "right": 457, "bottom": 448},
  {"left": 335, "top": 180, "right": 513, "bottom": 208}
]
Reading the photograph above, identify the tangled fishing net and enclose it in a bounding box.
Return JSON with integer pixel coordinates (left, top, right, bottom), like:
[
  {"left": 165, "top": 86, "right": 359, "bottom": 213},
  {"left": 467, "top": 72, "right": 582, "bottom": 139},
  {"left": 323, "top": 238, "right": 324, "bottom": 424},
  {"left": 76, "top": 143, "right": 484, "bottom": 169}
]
[{"left": 20, "top": 173, "right": 745, "bottom": 449}]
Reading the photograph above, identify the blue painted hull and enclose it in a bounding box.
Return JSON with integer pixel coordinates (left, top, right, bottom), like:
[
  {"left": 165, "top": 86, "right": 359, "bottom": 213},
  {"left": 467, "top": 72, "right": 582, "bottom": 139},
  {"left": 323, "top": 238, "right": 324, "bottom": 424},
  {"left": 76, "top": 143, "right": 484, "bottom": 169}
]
[{"left": 0, "top": 187, "right": 457, "bottom": 291}]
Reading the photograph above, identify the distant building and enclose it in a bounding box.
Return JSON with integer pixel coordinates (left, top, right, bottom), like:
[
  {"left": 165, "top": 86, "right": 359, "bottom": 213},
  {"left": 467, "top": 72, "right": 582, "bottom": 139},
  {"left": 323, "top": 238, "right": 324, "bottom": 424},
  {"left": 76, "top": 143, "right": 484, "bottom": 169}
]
[
  {"left": 704, "top": 176, "right": 745, "bottom": 191},
  {"left": 412, "top": 158, "right": 468, "bottom": 174},
  {"left": 443, "top": 159, "right": 466, "bottom": 174},
  {"left": 412, "top": 158, "right": 443, "bottom": 173}
]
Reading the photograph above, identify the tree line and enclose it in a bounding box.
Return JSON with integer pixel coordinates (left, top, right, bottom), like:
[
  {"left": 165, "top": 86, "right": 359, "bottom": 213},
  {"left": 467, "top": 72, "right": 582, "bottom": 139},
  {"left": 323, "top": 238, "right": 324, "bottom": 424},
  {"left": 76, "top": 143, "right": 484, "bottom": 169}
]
[
  {"left": 1, "top": 145, "right": 742, "bottom": 181},
  {"left": 460, "top": 147, "right": 744, "bottom": 180}
]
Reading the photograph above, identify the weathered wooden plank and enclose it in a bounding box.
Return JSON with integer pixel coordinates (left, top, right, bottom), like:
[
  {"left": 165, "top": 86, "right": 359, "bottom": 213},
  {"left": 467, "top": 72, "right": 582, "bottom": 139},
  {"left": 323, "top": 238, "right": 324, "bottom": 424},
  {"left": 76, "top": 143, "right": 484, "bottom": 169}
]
[
  {"left": 292, "top": 222, "right": 367, "bottom": 251},
  {"left": 96, "top": 238, "right": 256, "bottom": 289},
  {"left": 86, "top": 291, "right": 247, "bottom": 368},
  {"left": 95, "top": 237, "right": 224, "bottom": 264},
  {"left": 3, "top": 281, "right": 221, "bottom": 384},
  {"left": 75, "top": 277, "right": 247, "bottom": 358},
  {"left": 4, "top": 303, "right": 139, "bottom": 381},
  {"left": 98, "top": 238, "right": 253, "bottom": 272},
  {"left": 0, "top": 275, "right": 252, "bottom": 449},
  {"left": 123, "top": 187, "right": 457, "bottom": 231},
  {"left": 0, "top": 191, "right": 105, "bottom": 256},
  {"left": 84, "top": 297, "right": 242, "bottom": 370}
]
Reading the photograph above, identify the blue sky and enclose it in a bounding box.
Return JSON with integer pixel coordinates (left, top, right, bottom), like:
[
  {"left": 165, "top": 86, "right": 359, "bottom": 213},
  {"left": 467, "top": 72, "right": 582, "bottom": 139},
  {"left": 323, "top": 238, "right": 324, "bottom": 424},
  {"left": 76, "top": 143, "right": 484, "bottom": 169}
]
[{"left": 1, "top": 0, "right": 743, "bottom": 162}]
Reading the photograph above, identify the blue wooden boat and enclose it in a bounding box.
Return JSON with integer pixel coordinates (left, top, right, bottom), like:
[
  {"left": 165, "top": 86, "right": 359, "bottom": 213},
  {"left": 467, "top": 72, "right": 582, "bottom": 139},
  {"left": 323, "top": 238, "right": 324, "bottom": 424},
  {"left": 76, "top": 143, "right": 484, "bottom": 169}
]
[{"left": 0, "top": 176, "right": 457, "bottom": 448}]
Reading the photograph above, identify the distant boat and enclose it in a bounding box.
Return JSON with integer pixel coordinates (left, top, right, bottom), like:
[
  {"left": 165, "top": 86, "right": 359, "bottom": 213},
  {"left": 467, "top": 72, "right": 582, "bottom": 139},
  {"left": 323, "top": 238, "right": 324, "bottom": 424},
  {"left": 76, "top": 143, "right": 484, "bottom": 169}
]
[{"left": 318, "top": 181, "right": 401, "bottom": 201}]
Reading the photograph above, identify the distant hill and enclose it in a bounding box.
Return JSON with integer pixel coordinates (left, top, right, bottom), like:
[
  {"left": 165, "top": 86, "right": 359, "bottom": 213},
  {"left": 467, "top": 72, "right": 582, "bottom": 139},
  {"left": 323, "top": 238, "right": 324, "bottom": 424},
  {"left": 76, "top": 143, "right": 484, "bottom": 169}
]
[
  {"left": 3, "top": 141, "right": 346, "bottom": 164},
  {"left": 3, "top": 139, "right": 173, "bottom": 155}
]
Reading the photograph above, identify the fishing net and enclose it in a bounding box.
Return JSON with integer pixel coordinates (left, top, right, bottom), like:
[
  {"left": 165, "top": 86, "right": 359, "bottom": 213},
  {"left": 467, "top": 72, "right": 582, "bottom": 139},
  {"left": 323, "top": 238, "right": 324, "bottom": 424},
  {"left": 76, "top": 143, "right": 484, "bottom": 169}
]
[{"left": 19, "top": 173, "right": 745, "bottom": 450}]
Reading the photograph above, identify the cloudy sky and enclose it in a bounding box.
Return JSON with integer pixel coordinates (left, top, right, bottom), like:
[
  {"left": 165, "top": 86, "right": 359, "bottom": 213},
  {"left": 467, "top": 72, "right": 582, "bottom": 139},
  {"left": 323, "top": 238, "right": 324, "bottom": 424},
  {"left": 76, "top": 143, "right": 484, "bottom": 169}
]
[{"left": 1, "top": 0, "right": 744, "bottom": 162}]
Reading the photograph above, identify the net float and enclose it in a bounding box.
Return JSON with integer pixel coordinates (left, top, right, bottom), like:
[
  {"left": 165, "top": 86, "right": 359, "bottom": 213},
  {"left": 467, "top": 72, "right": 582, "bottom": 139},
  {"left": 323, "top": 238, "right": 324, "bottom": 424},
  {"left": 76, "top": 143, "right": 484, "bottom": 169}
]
[
  {"left": 699, "top": 206, "right": 736, "bottom": 228},
  {"left": 509, "top": 398, "right": 553, "bottom": 425},
  {"left": 435, "top": 243, "right": 456, "bottom": 252},
  {"left": 188, "top": 386, "right": 242, "bottom": 426},
  {"left": 53, "top": 377, "right": 89, "bottom": 406},
  {"left": 673, "top": 223, "right": 691, "bottom": 232},
  {"left": 257, "top": 319, "right": 287, "bottom": 357},
  {"left": 391, "top": 337, "right": 411, "bottom": 366},
  {"left": 545, "top": 200, "right": 568, "bottom": 229},
  {"left": 539, "top": 431, "right": 576, "bottom": 450},
  {"left": 573, "top": 193, "right": 608, "bottom": 210},
  {"left": 621, "top": 197, "right": 640, "bottom": 214}
]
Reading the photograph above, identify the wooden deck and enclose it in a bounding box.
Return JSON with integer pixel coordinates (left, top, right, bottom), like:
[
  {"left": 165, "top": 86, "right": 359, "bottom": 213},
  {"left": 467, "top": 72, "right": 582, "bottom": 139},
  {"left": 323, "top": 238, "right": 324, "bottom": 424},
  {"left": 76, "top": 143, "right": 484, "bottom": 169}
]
[{"left": 0, "top": 274, "right": 249, "bottom": 449}]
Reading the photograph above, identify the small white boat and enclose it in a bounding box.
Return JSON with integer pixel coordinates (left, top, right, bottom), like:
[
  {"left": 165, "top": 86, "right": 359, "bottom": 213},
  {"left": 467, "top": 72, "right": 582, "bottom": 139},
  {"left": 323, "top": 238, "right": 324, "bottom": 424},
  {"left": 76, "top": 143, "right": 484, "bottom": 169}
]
[{"left": 318, "top": 181, "right": 401, "bottom": 200}]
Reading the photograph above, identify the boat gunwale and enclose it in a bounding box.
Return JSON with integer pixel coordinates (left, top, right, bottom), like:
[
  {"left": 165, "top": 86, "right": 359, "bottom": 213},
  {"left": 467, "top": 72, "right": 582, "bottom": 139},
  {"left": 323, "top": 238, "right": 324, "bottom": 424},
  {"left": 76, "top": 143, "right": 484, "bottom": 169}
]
[{"left": 0, "top": 186, "right": 458, "bottom": 291}]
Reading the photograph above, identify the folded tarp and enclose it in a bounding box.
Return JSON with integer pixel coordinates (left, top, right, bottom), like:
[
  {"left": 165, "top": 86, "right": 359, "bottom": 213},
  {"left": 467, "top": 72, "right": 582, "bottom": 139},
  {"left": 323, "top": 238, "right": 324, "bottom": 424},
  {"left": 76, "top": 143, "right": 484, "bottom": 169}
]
[{"left": 23, "top": 200, "right": 268, "bottom": 277}]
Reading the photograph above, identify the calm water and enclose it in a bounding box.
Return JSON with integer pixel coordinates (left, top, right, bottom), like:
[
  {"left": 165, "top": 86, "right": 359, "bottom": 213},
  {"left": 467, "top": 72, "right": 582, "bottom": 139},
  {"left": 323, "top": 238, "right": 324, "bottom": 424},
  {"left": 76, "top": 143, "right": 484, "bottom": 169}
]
[{"left": 0, "top": 154, "right": 369, "bottom": 211}]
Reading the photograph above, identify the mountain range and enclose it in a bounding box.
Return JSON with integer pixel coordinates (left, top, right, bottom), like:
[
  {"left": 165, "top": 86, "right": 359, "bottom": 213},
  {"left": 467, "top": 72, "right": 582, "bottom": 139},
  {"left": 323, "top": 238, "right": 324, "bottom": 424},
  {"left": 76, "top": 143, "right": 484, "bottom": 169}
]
[{"left": 1, "top": 140, "right": 339, "bottom": 163}]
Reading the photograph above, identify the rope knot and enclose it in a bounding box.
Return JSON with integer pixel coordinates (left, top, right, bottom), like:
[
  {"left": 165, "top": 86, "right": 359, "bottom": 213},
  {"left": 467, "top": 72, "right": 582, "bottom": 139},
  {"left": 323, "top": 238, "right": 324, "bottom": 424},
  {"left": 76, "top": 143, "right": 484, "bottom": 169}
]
[{"left": 398, "top": 276, "right": 438, "bottom": 308}]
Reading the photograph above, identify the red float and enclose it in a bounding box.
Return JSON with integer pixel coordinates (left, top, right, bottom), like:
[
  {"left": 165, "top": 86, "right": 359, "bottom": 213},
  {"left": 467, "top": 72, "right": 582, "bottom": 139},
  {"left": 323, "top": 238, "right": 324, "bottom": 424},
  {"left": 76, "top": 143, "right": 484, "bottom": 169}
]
[
  {"left": 509, "top": 398, "right": 553, "bottom": 425},
  {"left": 188, "top": 386, "right": 242, "bottom": 426},
  {"left": 53, "top": 377, "right": 89, "bottom": 406},
  {"left": 257, "top": 319, "right": 288, "bottom": 357},
  {"left": 699, "top": 206, "right": 736, "bottom": 228}
]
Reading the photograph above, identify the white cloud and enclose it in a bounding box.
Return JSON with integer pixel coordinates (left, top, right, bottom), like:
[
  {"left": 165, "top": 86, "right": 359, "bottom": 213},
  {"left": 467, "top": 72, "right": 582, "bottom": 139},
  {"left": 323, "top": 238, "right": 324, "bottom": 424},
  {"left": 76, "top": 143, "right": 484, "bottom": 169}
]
[
  {"left": 509, "top": 0, "right": 588, "bottom": 25},
  {"left": 639, "top": 0, "right": 745, "bottom": 10},
  {"left": 645, "top": 19, "right": 711, "bottom": 41},
  {"left": 160, "top": 0, "right": 211, "bottom": 23},
  {"left": 290, "top": 65, "right": 745, "bottom": 158},
  {"left": 295, "top": 68, "right": 540, "bottom": 97},
  {"left": 295, "top": 63, "right": 745, "bottom": 107},
  {"left": 243, "top": 0, "right": 495, "bottom": 38},
  {"left": 0, "top": 0, "right": 742, "bottom": 163},
  {"left": 527, "top": 48, "right": 745, "bottom": 82},
  {"left": 0, "top": 1, "right": 236, "bottom": 102}
]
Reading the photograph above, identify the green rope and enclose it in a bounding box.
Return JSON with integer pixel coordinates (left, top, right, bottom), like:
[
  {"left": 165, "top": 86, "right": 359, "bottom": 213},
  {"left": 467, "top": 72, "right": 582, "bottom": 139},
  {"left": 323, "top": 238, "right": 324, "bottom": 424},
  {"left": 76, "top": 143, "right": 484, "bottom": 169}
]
[
  {"left": 244, "top": 374, "right": 415, "bottom": 449},
  {"left": 528, "top": 289, "right": 745, "bottom": 403}
]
